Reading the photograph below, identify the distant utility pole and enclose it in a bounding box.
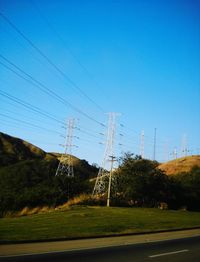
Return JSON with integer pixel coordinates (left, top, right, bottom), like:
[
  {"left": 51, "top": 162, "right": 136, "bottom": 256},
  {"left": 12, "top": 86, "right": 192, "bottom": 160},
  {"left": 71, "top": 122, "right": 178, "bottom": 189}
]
[
  {"left": 93, "top": 112, "right": 120, "bottom": 206},
  {"left": 55, "top": 118, "right": 76, "bottom": 177},
  {"left": 153, "top": 128, "right": 157, "bottom": 160},
  {"left": 140, "top": 130, "right": 144, "bottom": 158}
]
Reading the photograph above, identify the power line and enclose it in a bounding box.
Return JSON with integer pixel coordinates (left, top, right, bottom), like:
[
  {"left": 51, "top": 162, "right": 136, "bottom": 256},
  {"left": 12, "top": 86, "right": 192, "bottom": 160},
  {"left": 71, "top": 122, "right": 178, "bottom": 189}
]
[
  {"left": 0, "top": 107, "right": 61, "bottom": 129},
  {"left": 0, "top": 11, "right": 105, "bottom": 113},
  {"left": 30, "top": 0, "right": 105, "bottom": 111},
  {"left": 121, "top": 123, "right": 166, "bottom": 147},
  {"left": 0, "top": 113, "right": 62, "bottom": 135},
  {"left": 76, "top": 128, "right": 102, "bottom": 139},
  {"left": 0, "top": 89, "right": 64, "bottom": 125},
  {"left": 0, "top": 88, "right": 106, "bottom": 142},
  {"left": 0, "top": 116, "right": 104, "bottom": 150},
  {"left": 0, "top": 55, "right": 105, "bottom": 126},
  {"left": 1, "top": 25, "right": 57, "bottom": 77}
]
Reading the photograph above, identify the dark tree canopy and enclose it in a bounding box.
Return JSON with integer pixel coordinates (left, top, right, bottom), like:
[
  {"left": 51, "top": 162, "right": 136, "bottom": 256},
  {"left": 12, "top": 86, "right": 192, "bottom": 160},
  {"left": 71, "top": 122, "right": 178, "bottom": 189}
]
[{"left": 112, "top": 153, "right": 170, "bottom": 207}]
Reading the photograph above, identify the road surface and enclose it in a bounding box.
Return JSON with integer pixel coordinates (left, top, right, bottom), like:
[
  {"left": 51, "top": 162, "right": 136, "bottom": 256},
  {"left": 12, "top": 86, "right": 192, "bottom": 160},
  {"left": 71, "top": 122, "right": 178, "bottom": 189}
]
[{"left": 0, "top": 235, "right": 200, "bottom": 261}]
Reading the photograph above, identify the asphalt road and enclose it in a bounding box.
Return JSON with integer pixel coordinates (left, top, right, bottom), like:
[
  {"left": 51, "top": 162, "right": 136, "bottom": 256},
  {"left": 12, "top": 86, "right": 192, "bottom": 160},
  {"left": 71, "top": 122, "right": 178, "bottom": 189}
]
[{"left": 1, "top": 236, "right": 200, "bottom": 262}]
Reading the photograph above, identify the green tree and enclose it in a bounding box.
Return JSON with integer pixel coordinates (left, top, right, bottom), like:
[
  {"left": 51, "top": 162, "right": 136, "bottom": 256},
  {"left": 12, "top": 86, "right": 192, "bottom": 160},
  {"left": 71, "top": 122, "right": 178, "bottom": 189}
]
[
  {"left": 168, "top": 166, "right": 200, "bottom": 211},
  {"left": 113, "top": 153, "right": 170, "bottom": 207}
]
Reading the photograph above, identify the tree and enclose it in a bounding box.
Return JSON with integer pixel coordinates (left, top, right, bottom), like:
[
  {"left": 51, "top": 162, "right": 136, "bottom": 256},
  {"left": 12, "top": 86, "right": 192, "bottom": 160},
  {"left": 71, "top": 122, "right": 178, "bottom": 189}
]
[
  {"left": 168, "top": 166, "right": 200, "bottom": 211},
  {"left": 113, "top": 153, "right": 170, "bottom": 207}
]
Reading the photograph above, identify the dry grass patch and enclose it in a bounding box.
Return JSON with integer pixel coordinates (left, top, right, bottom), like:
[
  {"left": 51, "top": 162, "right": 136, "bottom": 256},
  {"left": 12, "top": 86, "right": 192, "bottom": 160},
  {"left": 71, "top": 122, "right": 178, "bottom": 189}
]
[{"left": 158, "top": 155, "right": 200, "bottom": 175}]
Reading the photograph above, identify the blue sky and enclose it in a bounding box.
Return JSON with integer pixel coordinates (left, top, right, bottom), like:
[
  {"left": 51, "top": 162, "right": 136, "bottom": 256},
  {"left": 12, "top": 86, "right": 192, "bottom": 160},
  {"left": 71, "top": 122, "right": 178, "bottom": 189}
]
[{"left": 0, "top": 0, "right": 199, "bottom": 165}]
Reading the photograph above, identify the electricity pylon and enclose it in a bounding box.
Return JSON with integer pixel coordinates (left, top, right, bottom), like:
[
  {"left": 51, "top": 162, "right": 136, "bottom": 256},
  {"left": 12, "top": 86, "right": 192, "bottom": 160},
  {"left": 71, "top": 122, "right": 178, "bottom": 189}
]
[
  {"left": 140, "top": 130, "right": 144, "bottom": 158},
  {"left": 181, "top": 134, "right": 189, "bottom": 157},
  {"left": 55, "top": 118, "right": 76, "bottom": 177},
  {"left": 153, "top": 128, "right": 157, "bottom": 160},
  {"left": 93, "top": 113, "right": 120, "bottom": 201},
  {"left": 172, "top": 147, "right": 178, "bottom": 159}
]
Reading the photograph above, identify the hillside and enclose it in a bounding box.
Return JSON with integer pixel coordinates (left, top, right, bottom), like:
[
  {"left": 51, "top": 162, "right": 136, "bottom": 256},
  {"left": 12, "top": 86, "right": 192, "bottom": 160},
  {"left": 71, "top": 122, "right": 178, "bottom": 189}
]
[
  {"left": 49, "top": 152, "right": 87, "bottom": 166},
  {"left": 0, "top": 132, "right": 98, "bottom": 214},
  {"left": 0, "top": 132, "right": 97, "bottom": 177},
  {"left": 0, "top": 132, "right": 48, "bottom": 166},
  {"left": 158, "top": 155, "right": 200, "bottom": 175}
]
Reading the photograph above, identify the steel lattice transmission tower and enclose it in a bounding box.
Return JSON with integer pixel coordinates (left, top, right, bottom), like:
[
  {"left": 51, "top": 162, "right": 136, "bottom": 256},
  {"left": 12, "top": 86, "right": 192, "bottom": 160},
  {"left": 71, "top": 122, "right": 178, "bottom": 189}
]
[
  {"left": 153, "top": 128, "right": 157, "bottom": 160},
  {"left": 93, "top": 113, "right": 120, "bottom": 200},
  {"left": 55, "top": 118, "right": 76, "bottom": 177},
  {"left": 173, "top": 147, "right": 178, "bottom": 160},
  {"left": 181, "top": 134, "right": 189, "bottom": 157},
  {"left": 140, "top": 130, "right": 145, "bottom": 158}
]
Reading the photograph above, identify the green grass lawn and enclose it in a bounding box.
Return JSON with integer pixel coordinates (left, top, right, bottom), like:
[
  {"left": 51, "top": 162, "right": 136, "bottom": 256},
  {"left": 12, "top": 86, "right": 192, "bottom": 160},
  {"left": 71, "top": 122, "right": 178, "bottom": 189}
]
[{"left": 0, "top": 206, "right": 200, "bottom": 242}]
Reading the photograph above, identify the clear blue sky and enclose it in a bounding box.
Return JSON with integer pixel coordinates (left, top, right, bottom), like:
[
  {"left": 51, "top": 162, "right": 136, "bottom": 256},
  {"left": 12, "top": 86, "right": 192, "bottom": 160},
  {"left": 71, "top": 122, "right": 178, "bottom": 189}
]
[{"left": 0, "top": 0, "right": 199, "bottom": 165}]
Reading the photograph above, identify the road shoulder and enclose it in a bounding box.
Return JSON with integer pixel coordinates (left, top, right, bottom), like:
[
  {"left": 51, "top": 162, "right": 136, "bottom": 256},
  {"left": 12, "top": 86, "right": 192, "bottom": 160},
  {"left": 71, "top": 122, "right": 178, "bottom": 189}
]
[{"left": 0, "top": 228, "right": 200, "bottom": 257}]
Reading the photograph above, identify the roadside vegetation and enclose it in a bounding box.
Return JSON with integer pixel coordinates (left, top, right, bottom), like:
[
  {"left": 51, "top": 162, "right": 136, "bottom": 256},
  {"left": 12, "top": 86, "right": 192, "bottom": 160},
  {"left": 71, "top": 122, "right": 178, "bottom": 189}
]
[
  {"left": 0, "top": 132, "right": 200, "bottom": 218},
  {"left": 1, "top": 132, "right": 200, "bottom": 242},
  {"left": 1, "top": 205, "right": 200, "bottom": 242}
]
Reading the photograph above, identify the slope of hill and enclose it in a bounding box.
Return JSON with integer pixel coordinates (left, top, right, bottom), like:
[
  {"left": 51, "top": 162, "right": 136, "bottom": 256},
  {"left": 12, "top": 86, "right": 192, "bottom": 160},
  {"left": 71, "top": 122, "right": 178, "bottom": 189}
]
[
  {"left": 0, "top": 132, "right": 48, "bottom": 166},
  {"left": 158, "top": 155, "right": 200, "bottom": 175},
  {"left": 0, "top": 132, "right": 98, "bottom": 214},
  {"left": 0, "top": 132, "right": 97, "bottom": 178}
]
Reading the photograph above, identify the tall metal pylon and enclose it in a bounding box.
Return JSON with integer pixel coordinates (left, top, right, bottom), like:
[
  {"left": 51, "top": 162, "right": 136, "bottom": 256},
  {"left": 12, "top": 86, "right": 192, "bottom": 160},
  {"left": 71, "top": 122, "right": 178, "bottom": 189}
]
[
  {"left": 181, "top": 134, "right": 188, "bottom": 157},
  {"left": 140, "top": 130, "right": 144, "bottom": 158},
  {"left": 93, "top": 112, "right": 120, "bottom": 197},
  {"left": 153, "top": 128, "right": 157, "bottom": 160},
  {"left": 55, "top": 118, "right": 76, "bottom": 177},
  {"left": 173, "top": 147, "right": 178, "bottom": 160}
]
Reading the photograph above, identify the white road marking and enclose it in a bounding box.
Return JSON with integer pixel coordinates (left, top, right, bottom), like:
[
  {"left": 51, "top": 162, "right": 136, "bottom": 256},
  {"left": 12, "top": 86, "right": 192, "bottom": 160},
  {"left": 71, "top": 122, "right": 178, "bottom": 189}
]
[{"left": 149, "top": 249, "right": 189, "bottom": 258}]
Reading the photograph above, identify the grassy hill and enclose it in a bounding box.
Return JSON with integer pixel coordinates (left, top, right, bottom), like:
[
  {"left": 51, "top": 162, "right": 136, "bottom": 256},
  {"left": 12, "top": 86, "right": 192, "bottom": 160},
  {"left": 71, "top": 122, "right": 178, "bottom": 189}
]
[
  {"left": 0, "top": 132, "right": 97, "bottom": 177},
  {"left": 158, "top": 155, "right": 200, "bottom": 175},
  {"left": 0, "top": 132, "right": 98, "bottom": 215},
  {"left": 0, "top": 132, "right": 48, "bottom": 166}
]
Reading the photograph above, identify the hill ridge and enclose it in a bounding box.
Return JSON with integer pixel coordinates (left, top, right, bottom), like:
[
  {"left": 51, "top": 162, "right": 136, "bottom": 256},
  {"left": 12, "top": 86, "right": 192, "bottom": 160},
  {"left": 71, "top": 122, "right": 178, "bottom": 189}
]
[{"left": 158, "top": 155, "right": 200, "bottom": 175}]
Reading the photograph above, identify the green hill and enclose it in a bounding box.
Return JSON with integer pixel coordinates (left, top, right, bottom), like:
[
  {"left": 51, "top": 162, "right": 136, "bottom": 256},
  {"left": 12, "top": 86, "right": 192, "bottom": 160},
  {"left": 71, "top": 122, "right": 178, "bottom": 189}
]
[
  {"left": 158, "top": 155, "right": 200, "bottom": 175},
  {"left": 0, "top": 132, "right": 98, "bottom": 178},
  {"left": 0, "top": 132, "right": 47, "bottom": 166},
  {"left": 0, "top": 132, "right": 98, "bottom": 215}
]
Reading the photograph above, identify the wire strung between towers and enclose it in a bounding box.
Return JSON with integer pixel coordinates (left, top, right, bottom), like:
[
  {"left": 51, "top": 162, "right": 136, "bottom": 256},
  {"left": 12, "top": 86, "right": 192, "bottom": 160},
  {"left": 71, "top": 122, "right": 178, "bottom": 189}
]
[
  {"left": 0, "top": 12, "right": 105, "bottom": 113},
  {"left": 0, "top": 89, "right": 106, "bottom": 139},
  {"left": 30, "top": 0, "right": 104, "bottom": 112},
  {"left": 0, "top": 56, "right": 105, "bottom": 127},
  {"left": 0, "top": 89, "right": 64, "bottom": 125},
  {"left": 0, "top": 113, "right": 63, "bottom": 135}
]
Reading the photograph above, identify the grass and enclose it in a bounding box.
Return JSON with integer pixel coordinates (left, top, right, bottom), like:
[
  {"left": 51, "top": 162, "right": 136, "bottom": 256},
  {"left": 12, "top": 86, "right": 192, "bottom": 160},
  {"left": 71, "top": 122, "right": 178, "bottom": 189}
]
[
  {"left": 0, "top": 206, "right": 200, "bottom": 242},
  {"left": 159, "top": 155, "right": 200, "bottom": 175}
]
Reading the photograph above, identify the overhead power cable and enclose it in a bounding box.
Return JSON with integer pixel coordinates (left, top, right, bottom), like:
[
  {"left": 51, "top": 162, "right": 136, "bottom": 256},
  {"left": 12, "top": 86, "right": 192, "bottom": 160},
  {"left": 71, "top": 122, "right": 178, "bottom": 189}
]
[
  {"left": 0, "top": 89, "right": 64, "bottom": 125},
  {"left": 0, "top": 89, "right": 106, "bottom": 140},
  {"left": 77, "top": 128, "right": 101, "bottom": 139},
  {"left": 0, "top": 55, "right": 105, "bottom": 126},
  {"left": 0, "top": 113, "right": 63, "bottom": 135},
  {"left": 30, "top": 0, "right": 104, "bottom": 110},
  {"left": 0, "top": 12, "right": 104, "bottom": 113}
]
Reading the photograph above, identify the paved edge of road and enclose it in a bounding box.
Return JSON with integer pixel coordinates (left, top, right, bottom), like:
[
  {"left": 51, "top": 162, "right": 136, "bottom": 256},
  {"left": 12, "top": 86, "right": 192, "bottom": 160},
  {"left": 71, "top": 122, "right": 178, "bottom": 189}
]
[
  {"left": 0, "top": 229, "right": 200, "bottom": 258},
  {"left": 1, "top": 226, "right": 200, "bottom": 245}
]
